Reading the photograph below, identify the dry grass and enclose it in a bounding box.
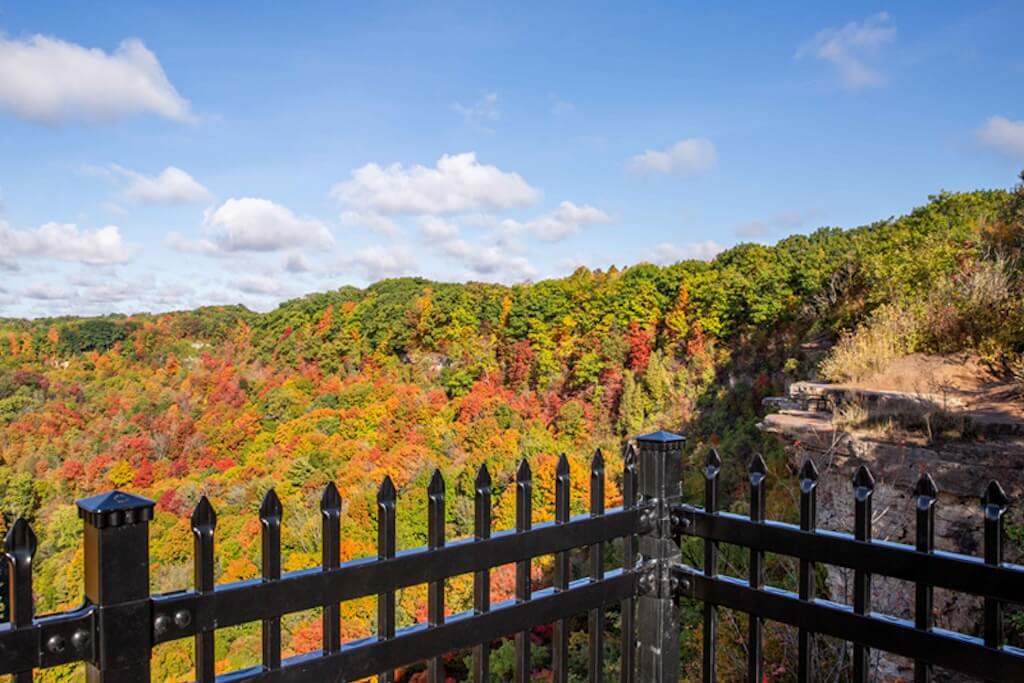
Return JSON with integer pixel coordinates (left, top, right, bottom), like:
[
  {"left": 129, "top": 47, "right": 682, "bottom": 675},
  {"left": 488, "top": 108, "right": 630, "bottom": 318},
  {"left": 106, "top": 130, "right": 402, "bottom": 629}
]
[
  {"left": 830, "top": 393, "right": 976, "bottom": 443},
  {"left": 821, "top": 304, "right": 920, "bottom": 382}
]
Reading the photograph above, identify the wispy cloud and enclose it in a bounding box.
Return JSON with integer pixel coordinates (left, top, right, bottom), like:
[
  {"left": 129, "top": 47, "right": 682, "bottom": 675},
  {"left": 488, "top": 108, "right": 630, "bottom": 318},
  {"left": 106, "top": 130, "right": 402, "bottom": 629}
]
[
  {"left": 629, "top": 138, "right": 717, "bottom": 175},
  {"left": 649, "top": 241, "right": 724, "bottom": 265},
  {"left": 796, "top": 12, "right": 896, "bottom": 89},
  {"left": 734, "top": 209, "right": 824, "bottom": 238},
  {"left": 976, "top": 116, "right": 1024, "bottom": 157},
  {"left": 451, "top": 91, "right": 500, "bottom": 128}
]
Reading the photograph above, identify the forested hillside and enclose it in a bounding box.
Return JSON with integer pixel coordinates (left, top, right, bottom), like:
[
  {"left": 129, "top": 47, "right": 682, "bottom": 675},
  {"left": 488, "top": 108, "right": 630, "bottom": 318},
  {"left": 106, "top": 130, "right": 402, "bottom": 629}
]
[{"left": 1, "top": 177, "right": 1023, "bottom": 681}]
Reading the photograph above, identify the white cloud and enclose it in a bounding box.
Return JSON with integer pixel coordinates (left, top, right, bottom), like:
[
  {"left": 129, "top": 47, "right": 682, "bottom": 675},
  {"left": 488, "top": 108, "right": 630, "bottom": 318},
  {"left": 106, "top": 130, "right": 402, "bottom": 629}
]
[
  {"left": 332, "top": 152, "right": 540, "bottom": 215},
  {"left": 0, "top": 221, "right": 132, "bottom": 265},
  {"left": 164, "top": 232, "right": 220, "bottom": 255},
  {"left": 629, "top": 139, "right": 717, "bottom": 175},
  {"left": 284, "top": 252, "right": 312, "bottom": 273},
  {"left": 796, "top": 13, "right": 896, "bottom": 89},
  {"left": 235, "top": 275, "right": 285, "bottom": 295},
  {"left": 649, "top": 241, "right": 724, "bottom": 265},
  {"left": 451, "top": 91, "right": 499, "bottom": 127},
  {"left": 417, "top": 215, "right": 460, "bottom": 242},
  {"left": 113, "top": 165, "right": 211, "bottom": 204},
  {"left": 0, "top": 34, "right": 192, "bottom": 123},
  {"left": 440, "top": 239, "right": 536, "bottom": 281},
  {"left": 976, "top": 116, "right": 1024, "bottom": 157},
  {"left": 23, "top": 283, "right": 74, "bottom": 300},
  {"left": 340, "top": 210, "right": 399, "bottom": 236},
  {"left": 334, "top": 245, "right": 417, "bottom": 281},
  {"left": 499, "top": 201, "right": 611, "bottom": 242},
  {"left": 201, "top": 197, "right": 334, "bottom": 252}
]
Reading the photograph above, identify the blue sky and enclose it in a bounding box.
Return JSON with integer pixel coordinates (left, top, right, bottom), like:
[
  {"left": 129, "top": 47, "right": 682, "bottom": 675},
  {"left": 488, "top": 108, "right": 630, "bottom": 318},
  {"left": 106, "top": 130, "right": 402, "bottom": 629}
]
[{"left": 1, "top": 2, "right": 1022, "bottom": 317}]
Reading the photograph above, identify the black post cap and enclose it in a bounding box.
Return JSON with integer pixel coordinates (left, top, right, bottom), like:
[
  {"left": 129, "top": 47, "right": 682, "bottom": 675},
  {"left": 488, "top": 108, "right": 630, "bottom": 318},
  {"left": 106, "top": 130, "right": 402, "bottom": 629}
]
[
  {"left": 636, "top": 430, "right": 686, "bottom": 450},
  {"left": 77, "top": 490, "right": 155, "bottom": 529}
]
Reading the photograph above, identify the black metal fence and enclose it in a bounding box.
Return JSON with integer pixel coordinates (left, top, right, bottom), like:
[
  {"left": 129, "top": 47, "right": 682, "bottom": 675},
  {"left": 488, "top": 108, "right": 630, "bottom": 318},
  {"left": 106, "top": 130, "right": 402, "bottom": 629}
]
[{"left": 1, "top": 431, "right": 1022, "bottom": 682}]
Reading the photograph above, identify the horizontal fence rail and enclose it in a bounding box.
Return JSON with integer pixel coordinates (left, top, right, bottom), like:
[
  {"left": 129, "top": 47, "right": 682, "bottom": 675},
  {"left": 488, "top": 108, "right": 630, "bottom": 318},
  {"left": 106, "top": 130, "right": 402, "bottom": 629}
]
[{"left": 1, "top": 432, "right": 1023, "bottom": 681}]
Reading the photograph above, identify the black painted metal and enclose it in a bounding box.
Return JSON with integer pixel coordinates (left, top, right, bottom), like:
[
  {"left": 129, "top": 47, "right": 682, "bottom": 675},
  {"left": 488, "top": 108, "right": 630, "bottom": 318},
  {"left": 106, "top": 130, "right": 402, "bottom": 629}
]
[
  {"left": 797, "top": 459, "right": 818, "bottom": 683},
  {"left": 701, "top": 448, "right": 720, "bottom": 683},
  {"left": 472, "top": 464, "right": 492, "bottom": 683},
  {"left": 192, "top": 496, "right": 217, "bottom": 683},
  {"left": 3, "top": 434, "right": 1023, "bottom": 683},
  {"left": 514, "top": 459, "right": 532, "bottom": 683},
  {"left": 588, "top": 449, "right": 605, "bottom": 683},
  {"left": 747, "top": 454, "right": 766, "bottom": 683},
  {"left": 913, "top": 473, "right": 937, "bottom": 683}
]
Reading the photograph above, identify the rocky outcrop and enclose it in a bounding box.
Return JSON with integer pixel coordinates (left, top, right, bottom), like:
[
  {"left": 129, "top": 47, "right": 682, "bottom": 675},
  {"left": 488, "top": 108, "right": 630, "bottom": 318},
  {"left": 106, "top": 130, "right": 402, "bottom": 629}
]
[{"left": 761, "top": 383, "right": 1024, "bottom": 682}]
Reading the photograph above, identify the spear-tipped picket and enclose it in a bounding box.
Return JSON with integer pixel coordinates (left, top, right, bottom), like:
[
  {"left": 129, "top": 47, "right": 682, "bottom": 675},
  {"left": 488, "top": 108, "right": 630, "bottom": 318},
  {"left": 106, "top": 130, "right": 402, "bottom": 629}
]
[
  {"left": 702, "top": 448, "right": 722, "bottom": 683},
  {"left": 427, "top": 469, "right": 446, "bottom": 683},
  {"left": 377, "top": 475, "right": 397, "bottom": 683},
  {"left": 321, "top": 482, "right": 342, "bottom": 655},
  {"left": 589, "top": 450, "right": 606, "bottom": 683},
  {"left": 191, "top": 497, "right": 217, "bottom": 682},
  {"left": 798, "top": 459, "right": 819, "bottom": 683},
  {"left": 982, "top": 479, "right": 1009, "bottom": 658},
  {"left": 514, "top": 459, "right": 533, "bottom": 683},
  {"left": 5, "top": 518, "right": 36, "bottom": 683},
  {"left": 913, "top": 473, "right": 938, "bottom": 683},
  {"left": 553, "top": 454, "right": 571, "bottom": 683},
  {"left": 259, "top": 489, "right": 283, "bottom": 670},
  {"left": 747, "top": 453, "right": 767, "bottom": 683},
  {"left": 621, "top": 444, "right": 638, "bottom": 683},
  {"left": 473, "top": 464, "right": 492, "bottom": 683},
  {"left": 852, "top": 465, "right": 875, "bottom": 683}
]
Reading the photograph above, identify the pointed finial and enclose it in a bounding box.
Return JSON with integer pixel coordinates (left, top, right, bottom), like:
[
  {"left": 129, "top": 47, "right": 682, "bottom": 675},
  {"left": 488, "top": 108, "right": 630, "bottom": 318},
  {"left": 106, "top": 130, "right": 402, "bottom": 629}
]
[
  {"left": 705, "top": 448, "right": 722, "bottom": 471},
  {"left": 591, "top": 449, "right": 605, "bottom": 473},
  {"left": 853, "top": 465, "right": 875, "bottom": 491},
  {"left": 748, "top": 452, "right": 767, "bottom": 476},
  {"left": 517, "top": 458, "right": 532, "bottom": 482},
  {"left": 191, "top": 496, "right": 217, "bottom": 529},
  {"left": 377, "top": 475, "right": 396, "bottom": 502},
  {"left": 913, "top": 473, "right": 938, "bottom": 500},
  {"left": 556, "top": 453, "right": 570, "bottom": 477},
  {"left": 623, "top": 443, "right": 637, "bottom": 469},
  {"left": 320, "top": 482, "right": 341, "bottom": 511},
  {"left": 259, "top": 489, "right": 282, "bottom": 519},
  {"left": 799, "top": 459, "right": 819, "bottom": 483},
  {"left": 982, "top": 480, "right": 1009, "bottom": 510},
  {"left": 475, "top": 463, "right": 491, "bottom": 489},
  {"left": 4, "top": 518, "right": 37, "bottom": 557},
  {"left": 428, "top": 469, "right": 445, "bottom": 496}
]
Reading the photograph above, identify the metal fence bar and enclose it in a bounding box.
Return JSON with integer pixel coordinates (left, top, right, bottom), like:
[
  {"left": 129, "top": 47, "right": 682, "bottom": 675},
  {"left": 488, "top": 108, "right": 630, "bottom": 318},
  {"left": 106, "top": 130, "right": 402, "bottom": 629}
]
[
  {"left": 472, "top": 465, "right": 492, "bottom": 683},
  {"left": 701, "top": 449, "right": 720, "bottom": 683},
  {"left": 427, "top": 470, "right": 446, "bottom": 683},
  {"left": 192, "top": 497, "right": 218, "bottom": 683},
  {"left": 4, "top": 519, "right": 36, "bottom": 683},
  {"left": 320, "top": 483, "right": 342, "bottom": 656},
  {"left": 377, "top": 476, "right": 397, "bottom": 683},
  {"left": 553, "top": 454, "right": 571, "bottom": 683},
  {"left": 797, "top": 459, "right": 818, "bottom": 683},
  {"left": 620, "top": 445, "right": 638, "bottom": 683},
  {"left": 913, "top": 474, "right": 936, "bottom": 683},
  {"left": 588, "top": 450, "right": 605, "bottom": 683},
  {"left": 260, "top": 490, "right": 283, "bottom": 671},
  {"left": 514, "top": 459, "right": 533, "bottom": 683},
  {"left": 746, "top": 454, "right": 767, "bottom": 683},
  {"left": 983, "top": 480, "right": 1009, "bottom": 683},
  {"left": 852, "top": 466, "right": 874, "bottom": 683}
]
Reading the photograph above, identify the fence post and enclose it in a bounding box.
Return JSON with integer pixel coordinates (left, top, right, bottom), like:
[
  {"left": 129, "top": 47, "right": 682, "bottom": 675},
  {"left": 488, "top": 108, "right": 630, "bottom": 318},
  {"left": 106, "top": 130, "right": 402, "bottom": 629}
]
[
  {"left": 635, "top": 430, "right": 684, "bottom": 682},
  {"left": 77, "top": 490, "right": 155, "bottom": 683}
]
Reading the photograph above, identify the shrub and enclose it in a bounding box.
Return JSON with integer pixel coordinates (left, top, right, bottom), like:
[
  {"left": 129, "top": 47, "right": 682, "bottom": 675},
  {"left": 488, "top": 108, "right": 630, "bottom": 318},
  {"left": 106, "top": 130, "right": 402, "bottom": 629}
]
[{"left": 820, "top": 304, "right": 920, "bottom": 382}]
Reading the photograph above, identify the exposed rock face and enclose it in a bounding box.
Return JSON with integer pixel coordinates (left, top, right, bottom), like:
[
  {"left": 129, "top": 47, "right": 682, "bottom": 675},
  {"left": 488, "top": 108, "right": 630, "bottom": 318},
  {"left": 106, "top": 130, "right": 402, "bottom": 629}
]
[{"left": 762, "top": 386, "right": 1024, "bottom": 682}]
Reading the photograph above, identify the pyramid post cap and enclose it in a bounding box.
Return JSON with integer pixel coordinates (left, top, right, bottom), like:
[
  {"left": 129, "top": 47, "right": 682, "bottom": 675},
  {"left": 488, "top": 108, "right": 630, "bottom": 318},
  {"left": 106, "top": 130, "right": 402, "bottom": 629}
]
[
  {"left": 77, "top": 490, "right": 155, "bottom": 529},
  {"left": 637, "top": 430, "right": 686, "bottom": 444}
]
